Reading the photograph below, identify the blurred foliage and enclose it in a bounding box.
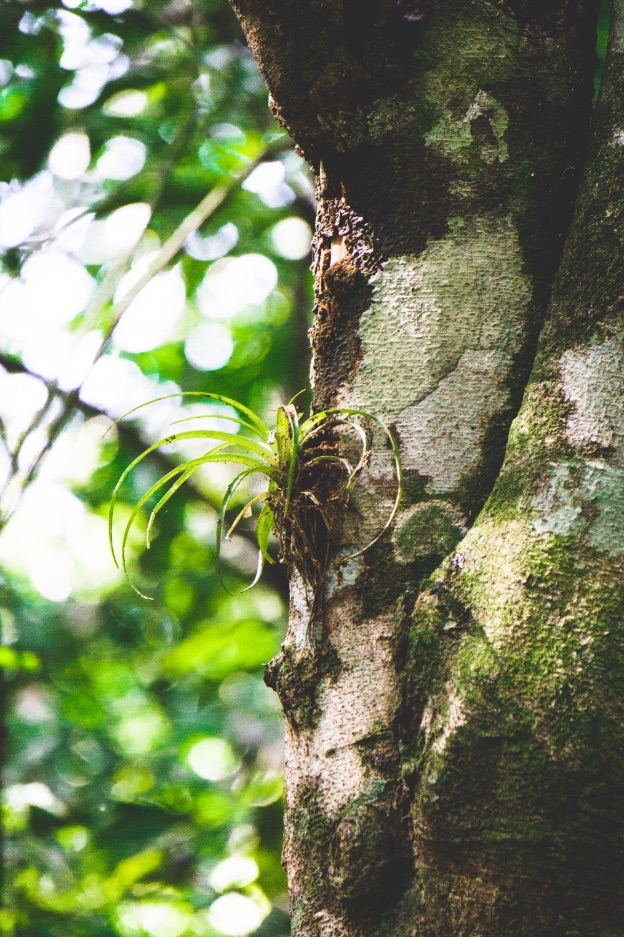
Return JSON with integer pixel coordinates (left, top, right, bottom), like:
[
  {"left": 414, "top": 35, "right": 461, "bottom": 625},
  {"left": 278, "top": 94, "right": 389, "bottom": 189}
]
[{"left": 0, "top": 0, "right": 316, "bottom": 934}]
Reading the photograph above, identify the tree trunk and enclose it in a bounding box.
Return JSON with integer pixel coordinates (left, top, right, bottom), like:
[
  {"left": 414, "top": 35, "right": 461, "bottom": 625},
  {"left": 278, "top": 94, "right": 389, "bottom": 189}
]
[{"left": 227, "top": 1, "right": 618, "bottom": 934}]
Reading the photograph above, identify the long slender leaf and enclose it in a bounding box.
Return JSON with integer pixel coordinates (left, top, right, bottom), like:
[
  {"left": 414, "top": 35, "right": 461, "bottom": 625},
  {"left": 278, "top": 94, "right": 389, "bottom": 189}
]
[
  {"left": 242, "top": 550, "right": 265, "bottom": 593},
  {"left": 111, "top": 430, "right": 270, "bottom": 512},
  {"left": 299, "top": 416, "right": 368, "bottom": 487},
  {"left": 120, "top": 464, "right": 204, "bottom": 597},
  {"left": 226, "top": 490, "right": 269, "bottom": 540},
  {"left": 301, "top": 454, "right": 354, "bottom": 476},
  {"left": 109, "top": 442, "right": 262, "bottom": 568},
  {"left": 112, "top": 452, "right": 266, "bottom": 598},
  {"left": 216, "top": 466, "right": 274, "bottom": 591},
  {"left": 115, "top": 461, "right": 203, "bottom": 598},
  {"left": 301, "top": 406, "right": 402, "bottom": 553},
  {"left": 283, "top": 405, "right": 299, "bottom": 515},
  {"left": 274, "top": 405, "right": 292, "bottom": 467},
  {"left": 155, "top": 429, "right": 270, "bottom": 458},
  {"left": 168, "top": 412, "right": 263, "bottom": 436},
  {"left": 341, "top": 420, "right": 369, "bottom": 492},
  {"left": 287, "top": 390, "right": 306, "bottom": 407},
  {"left": 109, "top": 444, "right": 229, "bottom": 568},
  {"left": 146, "top": 463, "right": 204, "bottom": 548},
  {"left": 104, "top": 391, "right": 271, "bottom": 439},
  {"left": 256, "top": 503, "right": 275, "bottom": 565}
]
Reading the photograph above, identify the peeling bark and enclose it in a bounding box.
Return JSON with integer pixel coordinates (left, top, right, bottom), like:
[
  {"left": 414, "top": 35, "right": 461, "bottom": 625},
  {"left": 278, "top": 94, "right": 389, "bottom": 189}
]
[{"left": 226, "top": 1, "right": 608, "bottom": 934}]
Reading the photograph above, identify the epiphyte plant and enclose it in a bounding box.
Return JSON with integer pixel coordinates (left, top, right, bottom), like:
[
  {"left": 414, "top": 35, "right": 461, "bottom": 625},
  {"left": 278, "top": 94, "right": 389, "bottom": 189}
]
[{"left": 108, "top": 392, "right": 402, "bottom": 601}]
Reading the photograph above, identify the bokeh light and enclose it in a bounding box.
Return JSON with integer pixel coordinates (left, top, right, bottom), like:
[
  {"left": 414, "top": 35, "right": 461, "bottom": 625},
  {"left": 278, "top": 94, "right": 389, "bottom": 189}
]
[
  {"left": 196, "top": 254, "right": 278, "bottom": 319},
  {"left": 48, "top": 131, "right": 91, "bottom": 179},
  {"left": 184, "top": 322, "right": 234, "bottom": 371},
  {"left": 186, "top": 737, "right": 238, "bottom": 781}
]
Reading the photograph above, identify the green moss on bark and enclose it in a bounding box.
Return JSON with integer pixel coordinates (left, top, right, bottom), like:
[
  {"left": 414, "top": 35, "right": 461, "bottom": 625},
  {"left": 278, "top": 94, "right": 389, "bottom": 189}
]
[{"left": 266, "top": 642, "right": 342, "bottom": 731}]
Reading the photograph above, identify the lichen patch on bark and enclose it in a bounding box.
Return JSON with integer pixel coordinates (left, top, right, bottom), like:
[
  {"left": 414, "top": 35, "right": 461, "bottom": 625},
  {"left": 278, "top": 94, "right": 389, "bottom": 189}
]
[
  {"left": 420, "top": 685, "right": 469, "bottom": 758},
  {"left": 425, "top": 90, "right": 509, "bottom": 165},
  {"left": 529, "top": 462, "right": 585, "bottom": 538},
  {"left": 559, "top": 334, "right": 624, "bottom": 455},
  {"left": 288, "top": 568, "right": 315, "bottom": 650},
  {"left": 345, "top": 216, "right": 533, "bottom": 492},
  {"left": 531, "top": 460, "right": 624, "bottom": 556},
  {"left": 526, "top": 333, "right": 624, "bottom": 554}
]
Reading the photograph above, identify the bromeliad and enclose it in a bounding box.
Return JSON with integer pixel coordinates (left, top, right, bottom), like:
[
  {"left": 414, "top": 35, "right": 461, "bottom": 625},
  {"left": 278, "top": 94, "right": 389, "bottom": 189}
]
[{"left": 108, "top": 392, "right": 402, "bottom": 599}]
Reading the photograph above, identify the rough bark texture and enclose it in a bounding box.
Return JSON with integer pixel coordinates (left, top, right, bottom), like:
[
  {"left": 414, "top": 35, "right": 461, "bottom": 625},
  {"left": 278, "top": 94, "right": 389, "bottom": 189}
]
[
  {"left": 404, "top": 5, "right": 624, "bottom": 931},
  {"left": 226, "top": 1, "right": 609, "bottom": 934}
]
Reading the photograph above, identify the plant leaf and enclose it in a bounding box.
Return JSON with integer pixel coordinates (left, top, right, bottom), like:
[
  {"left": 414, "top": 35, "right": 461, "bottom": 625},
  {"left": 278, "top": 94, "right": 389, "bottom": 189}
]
[
  {"left": 301, "top": 406, "right": 402, "bottom": 553},
  {"left": 226, "top": 490, "right": 269, "bottom": 540},
  {"left": 109, "top": 432, "right": 266, "bottom": 528},
  {"left": 111, "top": 451, "right": 265, "bottom": 597},
  {"left": 154, "top": 428, "right": 271, "bottom": 458},
  {"left": 299, "top": 416, "right": 368, "bottom": 488},
  {"left": 104, "top": 391, "right": 270, "bottom": 440},
  {"left": 168, "top": 412, "right": 265, "bottom": 436},
  {"left": 216, "top": 466, "right": 274, "bottom": 592},
  {"left": 301, "top": 454, "right": 354, "bottom": 476},
  {"left": 109, "top": 443, "right": 229, "bottom": 569},
  {"left": 146, "top": 464, "right": 202, "bottom": 548},
  {"left": 256, "top": 503, "right": 275, "bottom": 564},
  {"left": 282, "top": 405, "right": 299, "bottom": 515},
  {"left": 120, "top": 461, "right": 206, "bottom": 598},
  {"left": 242, "top": 550, "right": 265, "bottom": 593},
  {"left": 274, "top": 405, "right": 292, "bottom": 466}
]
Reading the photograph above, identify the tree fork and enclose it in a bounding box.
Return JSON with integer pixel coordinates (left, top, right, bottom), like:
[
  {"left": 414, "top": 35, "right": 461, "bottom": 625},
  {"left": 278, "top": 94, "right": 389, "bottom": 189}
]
[{"left": 228, "top": 1, "right": 603, "bottom": 934}]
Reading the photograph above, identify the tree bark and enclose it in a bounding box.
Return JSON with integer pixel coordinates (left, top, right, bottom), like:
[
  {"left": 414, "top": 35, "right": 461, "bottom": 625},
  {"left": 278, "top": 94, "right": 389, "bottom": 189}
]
[
  {"left": 226, "top": 1, "right": 613, "bottom": 934},
  {"left": 405, "top": 4, "right": 624, "bottom": 931}
]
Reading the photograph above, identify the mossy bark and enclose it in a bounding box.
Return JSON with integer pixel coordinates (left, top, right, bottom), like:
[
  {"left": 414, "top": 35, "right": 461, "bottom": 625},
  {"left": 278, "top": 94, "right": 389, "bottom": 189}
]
[
  {"left": 227, "top": 1, "right": 608, "bottom": 934},
  {"left": 402, "top": 4, "right": 624, "bottom": 931}
]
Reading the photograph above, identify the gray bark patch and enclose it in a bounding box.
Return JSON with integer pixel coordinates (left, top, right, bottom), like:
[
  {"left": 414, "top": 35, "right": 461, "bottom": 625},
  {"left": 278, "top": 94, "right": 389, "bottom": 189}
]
[
  {"left": 531, "top": 460, "right": 624, "bottom": 556},
  {"left": 425, "top": 89, "right": 509, "bottom": 165},
  {"left": 347, "top": 216, "right": 533, "bottom": 492},
  {"left": 560, "top": 335, "right": 624, "bottom": 458}
]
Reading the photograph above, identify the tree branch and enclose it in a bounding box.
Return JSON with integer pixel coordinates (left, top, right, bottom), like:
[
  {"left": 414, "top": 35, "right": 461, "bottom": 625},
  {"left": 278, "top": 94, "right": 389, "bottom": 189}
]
[{"left": 228, "top": 0, "right": 409, "bottom": 164}]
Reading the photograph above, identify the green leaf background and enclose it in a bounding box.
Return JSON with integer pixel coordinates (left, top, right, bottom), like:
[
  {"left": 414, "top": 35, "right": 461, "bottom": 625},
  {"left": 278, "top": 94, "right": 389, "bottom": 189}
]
[{"left": 0, "top": 2, "right": 311, "bottom": 934}]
